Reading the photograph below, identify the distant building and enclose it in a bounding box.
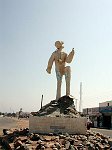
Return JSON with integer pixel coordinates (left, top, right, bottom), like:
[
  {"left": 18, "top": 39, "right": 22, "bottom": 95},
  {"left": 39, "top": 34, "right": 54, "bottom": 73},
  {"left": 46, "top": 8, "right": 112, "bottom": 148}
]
[
  {"left": 99, "top": 100, "right": 112, "bottom": 107},
  {"left": 16, "top": 112, "right": 30, "bottom": 118},
  {"left": 83, "top": 107, "right": 101, "bottom": 127},
  {"left": 83, "top": 100, "right": 112, "bottom": 129},
  {"left": 99, "top": 100, "right": 112, "bottom": 129}
]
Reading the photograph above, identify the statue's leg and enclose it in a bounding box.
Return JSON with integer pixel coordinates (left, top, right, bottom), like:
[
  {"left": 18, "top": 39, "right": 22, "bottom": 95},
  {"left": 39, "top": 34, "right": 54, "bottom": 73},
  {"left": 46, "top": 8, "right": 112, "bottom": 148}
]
[
  {"left": 56, "top": 70, "right": 62, "bottom": 100},
  {"left": 65, "top": 66, "right": 71, "bottom": 96},
  {"left": 56, "top": 80, "right": 62, "bottom": 100}
]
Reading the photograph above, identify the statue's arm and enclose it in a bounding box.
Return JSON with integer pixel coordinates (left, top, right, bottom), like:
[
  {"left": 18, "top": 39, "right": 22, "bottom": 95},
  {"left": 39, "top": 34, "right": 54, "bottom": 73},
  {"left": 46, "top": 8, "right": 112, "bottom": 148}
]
[
  {"left": 46, "top": 52, "right": 55, "bottom": 74},
  {"left": 66, "top": 48, "right": 75, "bottom": 63}
]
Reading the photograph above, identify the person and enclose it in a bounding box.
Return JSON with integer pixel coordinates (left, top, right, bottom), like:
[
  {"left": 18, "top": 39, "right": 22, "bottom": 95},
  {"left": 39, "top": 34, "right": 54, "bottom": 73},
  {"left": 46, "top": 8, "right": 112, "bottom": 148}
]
[
  {"left": 46, "top": 41, "right": 75, "bottom": 100},
  {"left": 87, "top": 118, "right": 93, "bottom": 130}
]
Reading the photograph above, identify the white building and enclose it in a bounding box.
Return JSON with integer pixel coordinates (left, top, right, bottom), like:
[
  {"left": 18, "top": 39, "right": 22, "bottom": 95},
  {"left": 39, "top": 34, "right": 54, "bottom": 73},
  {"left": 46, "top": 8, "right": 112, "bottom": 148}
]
[{"left": 99, "top": 100, "right": 112, "bottom": 107}]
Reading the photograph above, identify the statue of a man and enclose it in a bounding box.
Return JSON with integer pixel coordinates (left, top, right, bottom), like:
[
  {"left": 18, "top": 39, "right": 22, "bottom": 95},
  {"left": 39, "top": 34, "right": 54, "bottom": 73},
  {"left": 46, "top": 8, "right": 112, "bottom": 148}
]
[{"left": 46, "top": 41, "right": 75, "bottom": 100}]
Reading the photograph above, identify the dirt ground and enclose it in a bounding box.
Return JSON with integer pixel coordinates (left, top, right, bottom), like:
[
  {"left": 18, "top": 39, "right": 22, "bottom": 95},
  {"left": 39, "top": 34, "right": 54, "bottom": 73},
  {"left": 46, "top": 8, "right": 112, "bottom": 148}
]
[{"left": 0, "top": 116, "right": 29, "bottom": 135}]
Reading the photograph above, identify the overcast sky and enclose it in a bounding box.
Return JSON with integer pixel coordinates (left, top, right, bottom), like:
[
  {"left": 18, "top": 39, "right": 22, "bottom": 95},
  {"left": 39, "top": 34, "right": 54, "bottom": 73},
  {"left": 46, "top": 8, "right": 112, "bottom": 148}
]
[{"left": 0, "top": 0, "right": 112, "bottom": 112}]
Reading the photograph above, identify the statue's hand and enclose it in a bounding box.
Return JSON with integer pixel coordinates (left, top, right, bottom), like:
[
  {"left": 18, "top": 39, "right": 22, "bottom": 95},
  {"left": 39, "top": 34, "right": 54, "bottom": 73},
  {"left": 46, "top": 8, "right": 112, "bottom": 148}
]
[
  {"left": 72, "top": 48, "right": 75, "bottom": 54},
  {"left": 46, "top": 68, "right": 51, "bottom": 74}
]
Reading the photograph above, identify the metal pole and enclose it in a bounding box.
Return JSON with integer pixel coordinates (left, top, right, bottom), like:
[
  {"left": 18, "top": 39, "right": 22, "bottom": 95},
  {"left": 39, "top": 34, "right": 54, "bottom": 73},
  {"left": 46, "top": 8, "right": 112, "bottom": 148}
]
[
  {"left": 41, "top": 95, "right": 43, "bottom": 109},
  {"left": 79, "top": 82, "right": 82, "bottom": 112},
  {"left": 75, "top": 99, "right": 78, "bottom": 110}
]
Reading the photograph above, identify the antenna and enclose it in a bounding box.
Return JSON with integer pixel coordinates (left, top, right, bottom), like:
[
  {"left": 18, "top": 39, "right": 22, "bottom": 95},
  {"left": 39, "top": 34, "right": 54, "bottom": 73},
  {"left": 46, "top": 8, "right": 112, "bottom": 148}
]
[{"left": 79, "top": 82, "right": 82, "bottom": 112}]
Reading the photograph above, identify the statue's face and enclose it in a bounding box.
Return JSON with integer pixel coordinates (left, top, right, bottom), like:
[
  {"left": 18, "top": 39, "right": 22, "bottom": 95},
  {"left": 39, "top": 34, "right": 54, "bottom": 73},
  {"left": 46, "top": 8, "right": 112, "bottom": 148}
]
[{"left": 55, "top": 41, "right": 62, "bottom": 49}]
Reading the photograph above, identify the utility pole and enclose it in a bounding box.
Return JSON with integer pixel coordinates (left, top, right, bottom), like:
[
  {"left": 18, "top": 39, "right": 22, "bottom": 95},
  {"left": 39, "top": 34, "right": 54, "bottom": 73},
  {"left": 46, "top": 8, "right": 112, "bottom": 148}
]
[
  {"left": 41, "top": 95, "right": 43, "bottom": 109},
  {"left": 79, "top": 82, "right": 82, "bottom": 112},
  {"left": 75, "top": 98, "right": 78, "bottom": 110}
]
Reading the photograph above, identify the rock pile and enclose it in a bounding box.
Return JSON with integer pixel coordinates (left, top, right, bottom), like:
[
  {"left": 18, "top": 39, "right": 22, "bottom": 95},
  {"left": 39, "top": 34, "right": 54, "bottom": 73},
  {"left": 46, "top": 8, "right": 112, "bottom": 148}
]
[
  {"left": 32, "top": 95, "right": 80, "bottom": 118},
  {"left": 0, "top": 128, "right": 112, "bottom": 149}
]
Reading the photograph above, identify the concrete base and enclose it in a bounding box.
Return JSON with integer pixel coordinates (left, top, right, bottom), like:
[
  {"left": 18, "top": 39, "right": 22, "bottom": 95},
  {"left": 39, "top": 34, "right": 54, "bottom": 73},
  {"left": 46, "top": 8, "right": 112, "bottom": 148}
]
[{"left": 29, "top": 116, "right": 87, "bottom": 134}]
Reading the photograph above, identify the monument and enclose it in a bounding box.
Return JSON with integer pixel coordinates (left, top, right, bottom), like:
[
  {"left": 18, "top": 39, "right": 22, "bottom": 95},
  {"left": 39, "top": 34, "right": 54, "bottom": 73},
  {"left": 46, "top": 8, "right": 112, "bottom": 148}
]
[
  {"left": 29, "top": 41, "right": 87, "bottom": 134},
  {"left": 46, "top": 41, "right": 75, "bottom": 100}
]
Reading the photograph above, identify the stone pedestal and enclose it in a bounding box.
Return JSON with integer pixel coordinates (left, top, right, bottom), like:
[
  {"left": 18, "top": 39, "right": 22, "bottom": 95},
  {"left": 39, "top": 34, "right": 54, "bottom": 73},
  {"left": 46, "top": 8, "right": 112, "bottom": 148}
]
[
  {"left": 29, "top": 116, "right": 87, "bottom": 134},
  {"left": 30, "top": 96, "right": 87, "bottom": 134}
]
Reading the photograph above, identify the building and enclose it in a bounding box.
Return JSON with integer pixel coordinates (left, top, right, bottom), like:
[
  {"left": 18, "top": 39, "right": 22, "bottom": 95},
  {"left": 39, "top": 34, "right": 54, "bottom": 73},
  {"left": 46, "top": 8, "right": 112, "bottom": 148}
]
[
  {"left": 83, "top": 107, "right": 101, "bottom": 127},
  {"left": 83, "top": 100, "right": 112, "bottom": 129},
  {"left": 99, "top": 100, "right": 112, "bottom": 107},
  {"left": 16, "top": 112, "right": 30, "bottom": 118},
  {"left": 99, "top": 100, "right": 112, "bottom": 129}
]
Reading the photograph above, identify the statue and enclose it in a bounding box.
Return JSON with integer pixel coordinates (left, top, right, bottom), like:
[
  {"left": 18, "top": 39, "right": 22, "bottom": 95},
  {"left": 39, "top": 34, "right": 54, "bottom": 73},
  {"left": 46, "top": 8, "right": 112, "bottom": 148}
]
[{"left": 46, "top": 41, "right": 75, "bottom": 100}]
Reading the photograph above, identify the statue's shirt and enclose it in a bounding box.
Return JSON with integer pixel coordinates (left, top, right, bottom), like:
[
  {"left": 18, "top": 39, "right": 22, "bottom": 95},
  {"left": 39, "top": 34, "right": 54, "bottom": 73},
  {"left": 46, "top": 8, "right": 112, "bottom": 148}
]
[{"left": 47, "top": 48, "right": 74, "bottom": 76}]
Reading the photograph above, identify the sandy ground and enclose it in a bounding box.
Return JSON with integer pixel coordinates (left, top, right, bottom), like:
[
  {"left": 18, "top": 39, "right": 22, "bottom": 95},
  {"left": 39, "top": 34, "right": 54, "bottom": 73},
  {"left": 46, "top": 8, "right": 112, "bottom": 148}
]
[{"left": 0, "top": 116, "right": 29, "bottom": 135}]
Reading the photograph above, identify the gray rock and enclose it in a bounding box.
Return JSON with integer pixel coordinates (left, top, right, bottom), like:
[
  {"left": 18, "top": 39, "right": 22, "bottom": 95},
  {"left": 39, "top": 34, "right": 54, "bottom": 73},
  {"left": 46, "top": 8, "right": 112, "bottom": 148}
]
[
  {"left": 41, "top": 145, "right": 45, "bottom": 150},
  {"left": 70, "top": 145, "right": 75, "bottom": 150},
  {"left": 109, "top": 138, "right": 112, "bottom": 146},
  {"left": 65, "top": 141, "right": 70, "bottom": 149},
  {"left": 59, "top": 135, "right": 66, "bottom": 139},
  {"left": 53, "top": 148, "right": 58, "bottom": 150},
  {"left": 96, "top": 142, "right": 105, "bottom": 149},
  {"left": 55, "top": 142, "right": 61, "bottom": 149}
]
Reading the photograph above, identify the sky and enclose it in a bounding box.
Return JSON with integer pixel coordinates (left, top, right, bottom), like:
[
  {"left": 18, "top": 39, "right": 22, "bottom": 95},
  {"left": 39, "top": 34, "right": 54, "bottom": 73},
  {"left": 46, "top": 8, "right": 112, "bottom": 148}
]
[{"left": 0, "top": 0, "right": 112, "bottom": 113}]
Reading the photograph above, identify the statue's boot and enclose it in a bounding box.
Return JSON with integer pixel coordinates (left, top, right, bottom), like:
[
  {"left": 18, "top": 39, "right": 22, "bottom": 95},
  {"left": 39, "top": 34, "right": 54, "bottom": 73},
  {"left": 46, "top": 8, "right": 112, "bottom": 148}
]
[
  {"left": 56, "top": 80, "right": 62, "bottom": 100},
  {"left": 65, "top": 66, "right": 71, "bottom": 96}
]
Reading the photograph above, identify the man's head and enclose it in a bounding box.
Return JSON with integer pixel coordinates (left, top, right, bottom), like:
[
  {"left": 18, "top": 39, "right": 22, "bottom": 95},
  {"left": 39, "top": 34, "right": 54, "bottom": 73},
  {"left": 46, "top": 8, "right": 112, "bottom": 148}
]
[{"left": 55, "top": 41, "right": 64, "bottom": 49}]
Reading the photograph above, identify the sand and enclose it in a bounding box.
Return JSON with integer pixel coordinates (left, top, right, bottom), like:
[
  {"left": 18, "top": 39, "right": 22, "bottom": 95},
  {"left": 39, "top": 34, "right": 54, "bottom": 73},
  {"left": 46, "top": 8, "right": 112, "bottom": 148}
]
[{"left": 0, "top": 116, "right": 29, "bottom": 135}]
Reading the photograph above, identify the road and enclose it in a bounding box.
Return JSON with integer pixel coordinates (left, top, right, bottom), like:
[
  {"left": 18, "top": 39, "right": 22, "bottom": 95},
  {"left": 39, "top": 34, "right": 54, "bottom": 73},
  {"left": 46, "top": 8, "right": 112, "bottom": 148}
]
[
  {"left": 91, "top": 128, "right": 112, "bottom": 138},
  {"left": 0, "top": 117, "right": 17, "bottom": 134},
  {"left": 0, "top": 116, "right": 29, "bottom": 135}
]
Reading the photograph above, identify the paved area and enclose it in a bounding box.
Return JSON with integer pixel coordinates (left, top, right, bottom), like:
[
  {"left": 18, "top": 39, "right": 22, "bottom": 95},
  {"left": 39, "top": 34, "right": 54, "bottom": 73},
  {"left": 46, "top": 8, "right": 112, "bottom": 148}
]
[
  {"left": 0, "top": 116, "right": 29, "bottom": 135},
  {"left": 91, "top": 128, "right": 112, "bottom": 138},
  {"left": 0, "top": 117, "right": 17, "bottom": 134}
]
